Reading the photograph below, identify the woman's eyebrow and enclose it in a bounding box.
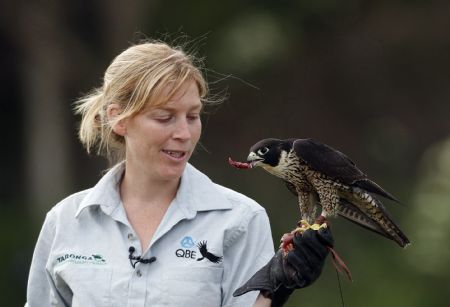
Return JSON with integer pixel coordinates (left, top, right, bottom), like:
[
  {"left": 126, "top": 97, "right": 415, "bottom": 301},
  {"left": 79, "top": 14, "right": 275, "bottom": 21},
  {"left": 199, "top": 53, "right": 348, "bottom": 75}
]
[{"left": 159, "top": 103, "right": 203, "bottom": 112}]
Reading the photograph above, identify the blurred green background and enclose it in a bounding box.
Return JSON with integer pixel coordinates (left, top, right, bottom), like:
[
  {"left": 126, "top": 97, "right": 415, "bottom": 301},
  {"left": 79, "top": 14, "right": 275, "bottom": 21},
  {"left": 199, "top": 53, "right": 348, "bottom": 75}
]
[{"left": 1, "top": 0, "right": 449, "bottom": 306}]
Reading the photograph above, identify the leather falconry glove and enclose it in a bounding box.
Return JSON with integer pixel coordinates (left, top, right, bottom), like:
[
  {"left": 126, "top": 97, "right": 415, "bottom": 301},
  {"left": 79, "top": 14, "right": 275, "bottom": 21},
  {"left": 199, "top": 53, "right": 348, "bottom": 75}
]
[{"left": 233, "top": 227, "right": 333, "bottom": 307}]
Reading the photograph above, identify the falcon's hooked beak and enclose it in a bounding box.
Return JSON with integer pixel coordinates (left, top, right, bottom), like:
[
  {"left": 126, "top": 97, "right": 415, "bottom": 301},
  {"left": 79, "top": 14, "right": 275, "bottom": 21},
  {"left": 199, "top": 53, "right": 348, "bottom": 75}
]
[{"left": 247, "top": 152, "right": 265, "bottom": 167}]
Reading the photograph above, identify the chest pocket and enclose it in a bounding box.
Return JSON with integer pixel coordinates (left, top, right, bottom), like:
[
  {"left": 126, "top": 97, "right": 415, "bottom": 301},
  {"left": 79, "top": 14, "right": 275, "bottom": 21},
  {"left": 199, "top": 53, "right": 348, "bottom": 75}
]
[
  {"left": 160, "top": 266, "right": 223, "bottom": 306},
  {"left": 54, "top": 265, "right": 112, "bottom": 307}
]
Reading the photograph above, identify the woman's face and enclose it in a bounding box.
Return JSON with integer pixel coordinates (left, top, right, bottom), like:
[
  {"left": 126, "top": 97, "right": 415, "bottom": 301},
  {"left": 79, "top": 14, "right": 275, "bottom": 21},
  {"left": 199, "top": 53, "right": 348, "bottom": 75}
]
[{"left": 119, "top": 80, "right": 202, "bottom": 182}]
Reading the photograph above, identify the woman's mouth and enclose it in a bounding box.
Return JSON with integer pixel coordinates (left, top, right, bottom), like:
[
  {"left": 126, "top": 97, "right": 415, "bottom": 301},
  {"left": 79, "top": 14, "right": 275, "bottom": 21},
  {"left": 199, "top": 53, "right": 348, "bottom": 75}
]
[{"left": 162, "top": 150, "right": 187, "bottom": 160}]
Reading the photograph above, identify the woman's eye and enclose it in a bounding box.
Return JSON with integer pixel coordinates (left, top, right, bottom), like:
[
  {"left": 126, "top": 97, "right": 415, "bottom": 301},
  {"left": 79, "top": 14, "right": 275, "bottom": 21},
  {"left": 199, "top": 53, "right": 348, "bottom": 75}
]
[
  {"left": 154, "top": 116, "right": 172, "bottom": 123},
  {"left": 187, "top": 114, "right": 200, "bottom": 121}
]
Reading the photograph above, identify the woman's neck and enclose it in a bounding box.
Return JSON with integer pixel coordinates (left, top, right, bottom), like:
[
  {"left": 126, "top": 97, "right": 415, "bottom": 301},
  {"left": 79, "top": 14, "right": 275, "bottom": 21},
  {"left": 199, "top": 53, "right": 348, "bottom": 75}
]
[
  {"left": 120, "top": 161, "right": 180, "bottom": 210},
  {"left": 119, "top": 161, "right": 181, "bottom": 251}
]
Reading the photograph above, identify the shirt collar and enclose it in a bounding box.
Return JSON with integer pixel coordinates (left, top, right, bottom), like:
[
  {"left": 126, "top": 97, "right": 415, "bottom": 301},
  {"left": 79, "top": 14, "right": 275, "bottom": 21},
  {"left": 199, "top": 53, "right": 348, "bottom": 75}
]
[
  {"left": 176, "top": 163, "right": 233, "bottom": 215},
  {"left": 75, "top": 162, "right": 124, "bottom": 218},
  {"left": 75, "top": 162, "right": 232, "bottom": 218}
]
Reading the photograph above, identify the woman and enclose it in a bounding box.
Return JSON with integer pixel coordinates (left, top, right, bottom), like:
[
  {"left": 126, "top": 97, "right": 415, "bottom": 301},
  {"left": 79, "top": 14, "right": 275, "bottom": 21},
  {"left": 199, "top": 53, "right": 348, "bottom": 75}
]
[{"left": 26, "top": 41, "right": 330, "bottom": 307}]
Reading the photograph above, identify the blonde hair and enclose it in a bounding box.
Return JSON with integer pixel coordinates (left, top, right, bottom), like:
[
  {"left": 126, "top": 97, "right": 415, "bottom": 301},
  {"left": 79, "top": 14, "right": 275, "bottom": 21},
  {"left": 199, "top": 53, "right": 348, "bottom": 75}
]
[{"left": 74, "top": 41, "right": 208, "bottom": 162}]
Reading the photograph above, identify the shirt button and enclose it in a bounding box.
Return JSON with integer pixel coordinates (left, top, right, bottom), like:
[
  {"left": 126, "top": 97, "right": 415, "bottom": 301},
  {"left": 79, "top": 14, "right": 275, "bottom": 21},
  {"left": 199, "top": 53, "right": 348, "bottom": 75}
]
[
  {"left": 127, "top": 233, "right": 134, "bottom": 240},
  {"left": 136, "top": 270, "right": 142, "bottom": 277}
]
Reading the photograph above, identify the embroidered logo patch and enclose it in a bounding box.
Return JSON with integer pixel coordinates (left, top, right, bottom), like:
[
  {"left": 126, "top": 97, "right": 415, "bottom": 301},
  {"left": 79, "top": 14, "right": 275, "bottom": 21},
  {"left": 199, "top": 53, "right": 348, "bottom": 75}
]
[
  {"left": 175, "top": 237, "right": 222, "bottom": 263},
  {"left": 56, "top": 253, "right": 106, "bottom": 265},
  {"left": 180, "top": 236, "right": 195, "bottom": 248},
  {"left": 197, "top": 241, "right": 223, "bottom": 264}
]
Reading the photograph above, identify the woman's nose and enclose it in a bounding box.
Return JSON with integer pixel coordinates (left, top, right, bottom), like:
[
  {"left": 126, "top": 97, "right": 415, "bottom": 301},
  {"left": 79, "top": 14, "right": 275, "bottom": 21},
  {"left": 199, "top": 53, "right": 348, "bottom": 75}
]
[{"left": 172, "top": 118, "right": 191, "bottom": 140}]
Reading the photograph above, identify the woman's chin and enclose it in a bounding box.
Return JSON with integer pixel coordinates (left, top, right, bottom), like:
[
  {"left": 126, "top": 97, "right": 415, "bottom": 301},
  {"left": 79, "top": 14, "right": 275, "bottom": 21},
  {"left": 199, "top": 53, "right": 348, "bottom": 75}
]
[{"left": 158, "top": 163, "right": 188, "bottom": 181}]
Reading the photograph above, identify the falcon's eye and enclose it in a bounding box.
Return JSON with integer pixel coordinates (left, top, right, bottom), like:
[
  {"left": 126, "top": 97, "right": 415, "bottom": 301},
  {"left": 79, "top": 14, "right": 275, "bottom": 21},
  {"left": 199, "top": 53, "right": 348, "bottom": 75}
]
[{"left": 257, "top": 147, "right": 269, "bottom": 156}]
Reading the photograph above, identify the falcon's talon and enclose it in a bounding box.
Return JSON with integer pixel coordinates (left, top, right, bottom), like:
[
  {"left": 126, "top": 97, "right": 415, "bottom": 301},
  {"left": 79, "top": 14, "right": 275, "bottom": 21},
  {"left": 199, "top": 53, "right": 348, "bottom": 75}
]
[
  {"left": 310, "top": 223, "right": 328, "bottom": 230},
  {"left": 293, "top": 219, "right": 326, "bottom": 233},
  {"left": 298, "top": 219, "right": 311, "bottom": 228}
]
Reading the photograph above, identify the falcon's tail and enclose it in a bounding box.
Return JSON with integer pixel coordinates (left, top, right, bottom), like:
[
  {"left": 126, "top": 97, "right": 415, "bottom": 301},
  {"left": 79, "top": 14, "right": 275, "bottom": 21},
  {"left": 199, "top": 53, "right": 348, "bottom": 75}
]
[
  {"left": 338, "top": 190, "right": 410, "bottom": 248},
  {"left": 337, "top": 199, "right": 392, "bottom": 239}
]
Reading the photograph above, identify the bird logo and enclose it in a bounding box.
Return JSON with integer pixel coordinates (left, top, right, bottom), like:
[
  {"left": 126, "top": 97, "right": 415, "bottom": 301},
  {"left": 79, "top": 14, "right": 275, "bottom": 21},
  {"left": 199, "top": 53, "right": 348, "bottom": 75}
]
[{"left": 196, "top": 241, "right": 223, "bottom": 263}]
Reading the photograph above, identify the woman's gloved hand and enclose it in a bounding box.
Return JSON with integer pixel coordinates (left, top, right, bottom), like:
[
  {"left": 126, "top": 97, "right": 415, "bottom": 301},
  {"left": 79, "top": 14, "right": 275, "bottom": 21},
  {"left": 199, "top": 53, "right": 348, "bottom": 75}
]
[{"left": 233, "top": 227, "right": 333, "bottom": 307}]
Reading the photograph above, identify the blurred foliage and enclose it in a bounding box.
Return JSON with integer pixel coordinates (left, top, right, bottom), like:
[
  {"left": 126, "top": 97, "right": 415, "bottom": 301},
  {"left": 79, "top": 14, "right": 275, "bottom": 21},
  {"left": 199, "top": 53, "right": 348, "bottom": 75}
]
[
  {"left": 407, "top": 138, "right": 450, "bottom": 275},
  {"left": 1, "top": 0, "right": 449, "bottom": 306}
]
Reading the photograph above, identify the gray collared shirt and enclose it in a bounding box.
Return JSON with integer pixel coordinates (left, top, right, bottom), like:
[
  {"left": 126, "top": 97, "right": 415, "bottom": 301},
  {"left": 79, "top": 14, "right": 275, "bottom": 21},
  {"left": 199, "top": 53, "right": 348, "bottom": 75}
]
[{"left": 26, "top": 163, "right": 274, "bottom": 307}]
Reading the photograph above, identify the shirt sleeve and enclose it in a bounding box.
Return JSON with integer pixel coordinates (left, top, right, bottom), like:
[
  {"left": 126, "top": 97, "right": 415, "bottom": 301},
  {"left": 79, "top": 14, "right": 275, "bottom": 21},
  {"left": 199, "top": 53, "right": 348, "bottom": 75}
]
[
  {"left": 221, "top": 208, "right": 275, "bottom": 307},
  {"left": 25, "top": 211, "right": 69, "bottom": 307}
]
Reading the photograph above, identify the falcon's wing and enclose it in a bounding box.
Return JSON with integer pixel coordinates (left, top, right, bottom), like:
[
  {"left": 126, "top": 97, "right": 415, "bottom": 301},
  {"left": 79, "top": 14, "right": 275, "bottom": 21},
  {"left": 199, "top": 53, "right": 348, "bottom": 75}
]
[
  {"left": 293, "top": 139, "right": 398, "bottom": 202},
  {"left": 293, "top": 139, "right": 364, "bottom": 182}
]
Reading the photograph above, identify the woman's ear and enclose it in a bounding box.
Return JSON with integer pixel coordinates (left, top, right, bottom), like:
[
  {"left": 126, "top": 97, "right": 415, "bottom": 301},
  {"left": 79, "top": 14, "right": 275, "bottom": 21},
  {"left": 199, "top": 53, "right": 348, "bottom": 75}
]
[{"left": 107, "top": 104, "right": 127, "bottom": 136}]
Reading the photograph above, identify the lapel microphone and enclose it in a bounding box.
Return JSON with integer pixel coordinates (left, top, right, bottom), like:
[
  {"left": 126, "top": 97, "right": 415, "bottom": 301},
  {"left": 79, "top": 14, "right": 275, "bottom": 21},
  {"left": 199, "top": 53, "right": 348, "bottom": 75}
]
[{"left": 128, "top": 246, "right": 157, "bottom": 269}]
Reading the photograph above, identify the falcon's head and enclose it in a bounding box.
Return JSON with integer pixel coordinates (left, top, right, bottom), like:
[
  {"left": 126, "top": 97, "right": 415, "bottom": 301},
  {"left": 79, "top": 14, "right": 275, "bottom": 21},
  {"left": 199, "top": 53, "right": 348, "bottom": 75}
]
[{"left": 247, "top": 138, "right": 293, "bottom": 170}]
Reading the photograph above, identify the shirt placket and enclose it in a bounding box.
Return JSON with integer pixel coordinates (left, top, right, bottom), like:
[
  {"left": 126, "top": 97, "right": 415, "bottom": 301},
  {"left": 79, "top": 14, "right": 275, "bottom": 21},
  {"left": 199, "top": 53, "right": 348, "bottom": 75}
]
[
  {"left": 126, "top": 260, "right": 149, "bottom": 307},
  {"left": 105, "top": 203, "right": 152, "bottom": 307}
]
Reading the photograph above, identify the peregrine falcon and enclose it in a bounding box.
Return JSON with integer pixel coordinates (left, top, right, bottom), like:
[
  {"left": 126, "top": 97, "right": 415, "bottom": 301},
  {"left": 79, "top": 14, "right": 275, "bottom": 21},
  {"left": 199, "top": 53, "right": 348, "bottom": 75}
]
[{"left": 231, "top": 138, "right": 410, "bottom": 248}]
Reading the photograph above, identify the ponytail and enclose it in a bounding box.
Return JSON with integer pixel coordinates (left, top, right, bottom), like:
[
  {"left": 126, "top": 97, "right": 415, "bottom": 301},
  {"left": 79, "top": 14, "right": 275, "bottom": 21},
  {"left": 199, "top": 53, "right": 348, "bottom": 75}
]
[{"left": 74, "top": 88, "right": 108, "bottom": 155}]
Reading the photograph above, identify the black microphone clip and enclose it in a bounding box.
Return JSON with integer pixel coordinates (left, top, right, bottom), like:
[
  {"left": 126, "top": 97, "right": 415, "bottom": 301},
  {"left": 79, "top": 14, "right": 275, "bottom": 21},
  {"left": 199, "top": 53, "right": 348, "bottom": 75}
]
[{"left": 128, "top": 246, "right": 156, "bottom": 269}]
